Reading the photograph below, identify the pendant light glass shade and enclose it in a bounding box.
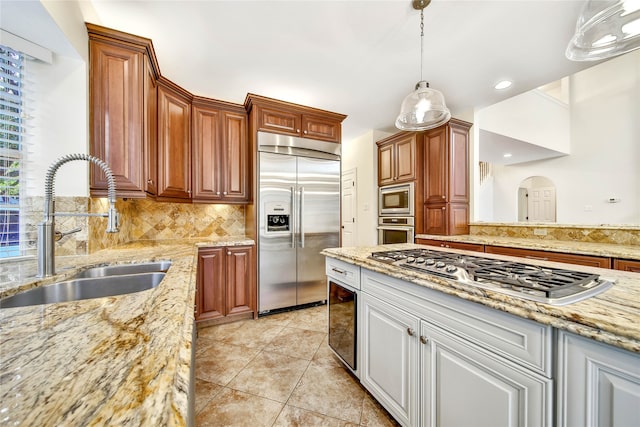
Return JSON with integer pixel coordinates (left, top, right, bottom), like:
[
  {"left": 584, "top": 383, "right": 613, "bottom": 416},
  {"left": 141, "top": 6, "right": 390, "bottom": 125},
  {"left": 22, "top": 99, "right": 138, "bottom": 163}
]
[
  {"left": 395, "top": 81, "right": 451, "bottom": 131},
  {"left": 566, "top": 0, "right": 640, "bottom": 61}
]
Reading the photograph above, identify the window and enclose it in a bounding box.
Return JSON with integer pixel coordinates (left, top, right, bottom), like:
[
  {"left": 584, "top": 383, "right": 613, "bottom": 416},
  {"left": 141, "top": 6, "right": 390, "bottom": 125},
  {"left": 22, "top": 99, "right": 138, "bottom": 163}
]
[{"left": 0, "top": 45, "right": 24, "bottom": 258}]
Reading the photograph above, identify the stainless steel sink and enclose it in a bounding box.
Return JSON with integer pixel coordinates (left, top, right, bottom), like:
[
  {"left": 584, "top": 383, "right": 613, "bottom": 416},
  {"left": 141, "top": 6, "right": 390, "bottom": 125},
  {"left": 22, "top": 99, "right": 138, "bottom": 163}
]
[
  {"left": 0, "top": 272, "right": 166, "bottom": 309},
  {"left": 73, "top": 261, "right": 172, "bottom": 278}
]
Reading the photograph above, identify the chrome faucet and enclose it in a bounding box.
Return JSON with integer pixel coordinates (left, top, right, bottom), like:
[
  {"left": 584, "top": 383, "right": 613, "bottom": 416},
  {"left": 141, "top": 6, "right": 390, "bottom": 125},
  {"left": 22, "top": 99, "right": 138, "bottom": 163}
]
[{"left": 37, "top": 153, "right": 119, "bottom": 277}]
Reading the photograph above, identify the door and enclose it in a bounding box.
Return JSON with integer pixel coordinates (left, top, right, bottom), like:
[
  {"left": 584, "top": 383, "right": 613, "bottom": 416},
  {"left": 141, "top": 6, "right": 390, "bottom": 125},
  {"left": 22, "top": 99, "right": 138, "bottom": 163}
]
[
  {"left": 422, "top": 321, "right": 552, "bottom": 427},
  {"left": 361, "top": 293, "right": 419, "bottom": 427},
  {"left": 528, "top": 186, "right": 556, "bottom": 222},
  {"left": 296, "top": 156, "right": 340, "bottom": 305},
  {"left": 341, "top": 168, "right": 357, "bottom": 247},
  {"left": 258, "top": 152, "right": 297, "bottom": 312}
]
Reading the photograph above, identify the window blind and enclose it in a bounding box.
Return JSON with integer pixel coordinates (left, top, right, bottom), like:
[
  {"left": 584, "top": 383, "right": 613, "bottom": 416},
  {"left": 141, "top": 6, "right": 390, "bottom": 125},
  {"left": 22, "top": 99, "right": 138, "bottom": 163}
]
[{"left": 0, "top": 45, "right": 24, "bottom": 258}]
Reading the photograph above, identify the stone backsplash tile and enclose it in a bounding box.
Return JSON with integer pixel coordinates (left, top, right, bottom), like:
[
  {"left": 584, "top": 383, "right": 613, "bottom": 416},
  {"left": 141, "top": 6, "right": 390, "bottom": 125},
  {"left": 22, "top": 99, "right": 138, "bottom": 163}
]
[
  {"left": 89, "top": 198, "right": 245, "bottom": 252},
  {"left": 470, "top": 224, "right": 640, "bottom": 246}
]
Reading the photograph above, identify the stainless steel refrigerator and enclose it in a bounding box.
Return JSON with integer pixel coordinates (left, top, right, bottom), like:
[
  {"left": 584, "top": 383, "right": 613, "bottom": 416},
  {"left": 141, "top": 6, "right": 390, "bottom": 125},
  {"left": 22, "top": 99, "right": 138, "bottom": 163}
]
[{"left": 258, "top": 131, "right": 340, "bottom": 313}]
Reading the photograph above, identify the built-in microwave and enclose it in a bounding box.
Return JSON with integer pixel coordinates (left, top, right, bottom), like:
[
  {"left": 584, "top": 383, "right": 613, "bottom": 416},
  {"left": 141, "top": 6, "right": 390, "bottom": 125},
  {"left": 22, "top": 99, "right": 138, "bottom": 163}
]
[{"left": 379, "top": 182, "right": 414, "bottom": 216}]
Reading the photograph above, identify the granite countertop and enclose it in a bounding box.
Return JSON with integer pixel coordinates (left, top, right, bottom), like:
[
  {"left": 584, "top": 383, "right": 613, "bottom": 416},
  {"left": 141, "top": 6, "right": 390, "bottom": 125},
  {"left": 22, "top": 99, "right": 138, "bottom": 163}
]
[
  {"left": 0, "top": 236, "right": 253, "bottom": 426},
  {"left": 415, "top": 234, "right": 640, "bottom": 261},
  {"left": 322, "top": 244, "right": 640, "bottom": 353}
]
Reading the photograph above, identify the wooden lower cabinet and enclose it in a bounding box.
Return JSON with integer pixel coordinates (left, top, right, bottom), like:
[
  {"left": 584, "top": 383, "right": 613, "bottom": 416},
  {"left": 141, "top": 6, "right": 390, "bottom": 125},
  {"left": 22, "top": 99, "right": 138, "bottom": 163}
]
[
  {"left": 196, "top": 246, "right": 255, "bottom": 322},
  {"left": 613, "top": 258, "right": 640, "bottom": 273},
  {"left": 423, "top": 203, "right": 469, "bottom": 236},
  {"left": 415, "top": 238, "right": 484, "bottom": 253},
  {"left": 556, "top": 331, "right": 640, "bottom": 427},
  {"left": 485, "top": 245, "right": 611, "bottom": 269}
]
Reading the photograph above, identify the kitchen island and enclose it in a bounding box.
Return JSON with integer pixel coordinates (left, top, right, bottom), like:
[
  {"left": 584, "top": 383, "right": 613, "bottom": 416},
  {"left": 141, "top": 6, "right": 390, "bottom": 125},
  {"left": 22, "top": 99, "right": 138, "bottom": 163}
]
[
  {"left": 324, "top": 243, "right": 640, "bottom": 427},
  {"left": 0, "top": 237, "right": 252, "bottom": 426}
]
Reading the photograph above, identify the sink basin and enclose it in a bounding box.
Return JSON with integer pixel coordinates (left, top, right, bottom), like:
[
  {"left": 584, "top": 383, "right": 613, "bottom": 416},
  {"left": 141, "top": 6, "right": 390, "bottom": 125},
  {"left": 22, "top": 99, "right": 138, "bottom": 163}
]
[
  {"left": 73, "top": 261, "right": 172, "bottom": 278},
  {"left": 0, "top": 272, "right": 166, "bottom": 309}
]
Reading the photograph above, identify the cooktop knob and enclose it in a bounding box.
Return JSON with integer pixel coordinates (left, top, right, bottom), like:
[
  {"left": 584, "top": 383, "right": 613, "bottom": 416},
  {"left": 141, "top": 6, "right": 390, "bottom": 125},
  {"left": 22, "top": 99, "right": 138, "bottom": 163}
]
[
  {"left": 416, "top": 257, "right": 426, "bottom": 264},
  {"left": 445, "top": 265, "right": 457, "bottom": 273},
  {"left": 425, "top": 259, "right": 435, "bottom": 265},
  {"left": 435, "top": 261, "right": 445, "bottom": 268},
  {"left": 406, "top": 256, "right": 416, "bottom": 263}
]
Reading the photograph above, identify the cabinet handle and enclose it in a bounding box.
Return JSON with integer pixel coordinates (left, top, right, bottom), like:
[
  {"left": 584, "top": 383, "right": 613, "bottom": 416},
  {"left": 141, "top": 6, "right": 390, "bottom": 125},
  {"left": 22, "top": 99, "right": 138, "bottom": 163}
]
[
  {"left": 407, "top": 328, "right": 415, "bottom": 336},
  {"left": 331, "top": 267, "right": 346, "bottom": 275},
  {"left": 420, "top": 336, "right": 428, "bottom": 344},
  {"left": 525, "top": 255, "right": 549, "bottom": 261}
]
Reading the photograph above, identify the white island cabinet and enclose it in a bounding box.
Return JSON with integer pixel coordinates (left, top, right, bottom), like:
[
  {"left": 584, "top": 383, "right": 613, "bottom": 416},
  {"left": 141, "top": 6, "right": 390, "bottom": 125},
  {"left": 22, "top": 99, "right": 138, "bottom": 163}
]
[
  {"left": 359, "top": 268, "right": 553, "bottom": 427},
  {"left": 557, "top": 331, "right": 640, "bottom": 427}
]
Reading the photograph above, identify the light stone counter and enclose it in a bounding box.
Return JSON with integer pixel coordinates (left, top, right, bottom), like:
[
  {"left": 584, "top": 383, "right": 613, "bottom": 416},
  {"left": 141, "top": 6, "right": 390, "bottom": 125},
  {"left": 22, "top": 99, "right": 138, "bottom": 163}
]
[
  {"left": 415, "top": 234, "right": 640, "bottom": 260},
  {"left": 0, "top": 237, "right": 253, "bottom": 426},
  {"left": 322, "top": 243, "right": 640, "bottom": 353}
]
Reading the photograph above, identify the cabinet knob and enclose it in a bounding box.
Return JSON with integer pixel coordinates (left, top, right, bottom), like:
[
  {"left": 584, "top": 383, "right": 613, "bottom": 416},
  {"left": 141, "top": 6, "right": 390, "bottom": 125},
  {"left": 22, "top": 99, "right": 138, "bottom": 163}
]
[
  {"left": 441, "top": 207, "right": 446, "bottom": 210},
  {"left": 303, "top": 130, "right": 308, "bottom": 134},
  {"left": 442, "top": 196, "right": 445, "bottom": 199},
  {"left": 407, "top": 328, "right": 415, "bottom": 337},
  {"left": 187, "top": 190, "right": 192, "bottom": 195},
  {"left": 296, "top": 129, "right": 301, "bottom": 133},
  {"left": 223, "top": 191, "right": 227, "bottom": 195},
  {"left": 227, "top": 251, "right": 231, "bottom": 256},
  {"left": 420, "top": 336, "right": 428, "bottom": 344},
  {"left": 147, "top": 179, "right": 154, "bottom": 185},
  {"left": 216, "top": 191, "right": 220, "bottom": 196}
]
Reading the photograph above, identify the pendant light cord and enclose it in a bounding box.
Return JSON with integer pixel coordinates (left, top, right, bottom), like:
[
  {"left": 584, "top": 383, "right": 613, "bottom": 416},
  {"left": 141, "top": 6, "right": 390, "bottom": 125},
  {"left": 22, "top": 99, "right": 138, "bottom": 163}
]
[{"left": 420, "top": 7, "right": 424, "bottom": 82}]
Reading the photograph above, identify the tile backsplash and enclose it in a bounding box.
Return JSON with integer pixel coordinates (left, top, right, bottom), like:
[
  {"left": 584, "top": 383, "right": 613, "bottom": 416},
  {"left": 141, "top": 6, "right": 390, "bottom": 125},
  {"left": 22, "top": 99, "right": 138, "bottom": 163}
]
[
  {"left": 20, "top": 196, "right": 246, "bottom": 256},
  {"left": 469, "top": 223, "right": 640, "bottom": 246}
]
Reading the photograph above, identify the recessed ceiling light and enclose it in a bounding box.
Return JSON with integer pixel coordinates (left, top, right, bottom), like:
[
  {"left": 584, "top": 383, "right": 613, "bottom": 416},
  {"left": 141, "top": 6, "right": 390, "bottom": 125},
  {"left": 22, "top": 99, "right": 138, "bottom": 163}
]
[
  {"left": 503, "top": 153, "right": 512, "bottom": 158},
  {"left": 494, "top": 80, "right": 513, "bottom": 90}
]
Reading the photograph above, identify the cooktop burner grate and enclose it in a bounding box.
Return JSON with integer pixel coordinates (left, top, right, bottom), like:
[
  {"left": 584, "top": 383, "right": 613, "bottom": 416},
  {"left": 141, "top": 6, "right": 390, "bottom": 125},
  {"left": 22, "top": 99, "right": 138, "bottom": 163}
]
[{"left": 368, "top": 248, "right": 614, "bottom": 305}]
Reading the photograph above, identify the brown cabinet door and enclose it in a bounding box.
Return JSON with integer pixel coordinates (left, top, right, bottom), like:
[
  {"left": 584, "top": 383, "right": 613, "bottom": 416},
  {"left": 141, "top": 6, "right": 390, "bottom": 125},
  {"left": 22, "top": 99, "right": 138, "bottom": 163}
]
[
  {"left": 424, "top": 204, "right": 448, "bottom": 235},
  {"left": 613, "top": 259, "right": 640, "bottom": 272},
  {"left": 449, "top": 123, "right": 469, "bottom": 203},
  {"left": 378, "top": 142, "right": 395, "bottom": 186},
  {"left": 143, "top": 56, "right": 158, "bottom": 196},
  {"left": 196, "top": 247, "right": 225, "bottom": 321},
  {"left": 394, "top": 134, "right": 416, "bottom": 183},
  {"left": 485, "top": 246, "right": 611, "bottom": 269},
  {"left": 448, "top": 203, "right": 470, "bottom": 235},
  {"left": 301, "top": 114, "right": 341, "bottom": 143},
  {"left": 89, "top": 40, "right": 145, "bottom": 197},
  {"left": 192, "top": 105, "right": 222, "bottom": 200},
  {"left": 222, "top": 111, "right": 249, "bottom": 201},
  {"left": 424, "top": 126, "right": 448, "bottom": 203},
  {"left": 225, "top": 246, "right": 255, "bottom": 316},
  {"left": 157, "top": 82, "right": 192, "bottom": 199},
  {"left": 256, "top": 106, "right": 301, "bottom": 136}
]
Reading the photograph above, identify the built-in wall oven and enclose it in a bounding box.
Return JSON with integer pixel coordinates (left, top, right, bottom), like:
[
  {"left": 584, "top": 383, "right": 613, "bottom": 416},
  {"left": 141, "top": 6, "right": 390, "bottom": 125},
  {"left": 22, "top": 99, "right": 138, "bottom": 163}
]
[
  {"left": 379, "top": 182, "right": 414, "bottom": 216},
  {"left": 378, "top": 216, "right": 415, "bottom": 244}
]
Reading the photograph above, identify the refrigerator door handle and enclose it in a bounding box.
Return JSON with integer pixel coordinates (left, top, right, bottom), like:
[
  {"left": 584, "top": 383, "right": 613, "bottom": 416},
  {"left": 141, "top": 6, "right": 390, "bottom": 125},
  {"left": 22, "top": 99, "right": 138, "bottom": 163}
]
[
  {"left": 300, "top": 186, "right": 305, "bottom": 248},
  {"left": 290, "top": 186, "right": 296, "bottom": 248}
]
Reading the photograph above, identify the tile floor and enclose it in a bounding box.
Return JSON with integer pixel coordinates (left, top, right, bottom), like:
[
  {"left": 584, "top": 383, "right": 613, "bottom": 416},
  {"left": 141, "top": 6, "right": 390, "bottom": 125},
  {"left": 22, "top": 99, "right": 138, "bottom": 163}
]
[{"left": 195, "top": 304, "right": 400, "bottom": 427}]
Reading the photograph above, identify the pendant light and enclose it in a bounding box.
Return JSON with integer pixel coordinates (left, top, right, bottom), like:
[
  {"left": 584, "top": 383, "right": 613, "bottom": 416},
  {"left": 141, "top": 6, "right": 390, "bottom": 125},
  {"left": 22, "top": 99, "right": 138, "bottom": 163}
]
[
  {"left": 395, "top": 0, "right": 451, "bottom": 131},
  {"left": 566, "top": 0, "right": 640, "bottom": 61}
]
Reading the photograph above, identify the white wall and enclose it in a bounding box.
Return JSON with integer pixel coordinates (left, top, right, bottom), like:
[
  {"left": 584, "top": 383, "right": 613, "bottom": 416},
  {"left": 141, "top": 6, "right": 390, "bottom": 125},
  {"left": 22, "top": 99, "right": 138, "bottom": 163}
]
[
  {"left": 477, "top": 49, "right": 640, "bottom": 224},
  {"left": 342, "top": 130, "right": 391, "bottom": 246}
]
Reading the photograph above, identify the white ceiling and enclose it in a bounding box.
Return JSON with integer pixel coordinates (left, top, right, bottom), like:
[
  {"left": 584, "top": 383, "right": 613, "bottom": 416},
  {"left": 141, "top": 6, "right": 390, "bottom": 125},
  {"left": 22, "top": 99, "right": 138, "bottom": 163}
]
[
  {"left": 478, "top": 129, "right": 567, "bottom": 165},
  {"left": 2, "top": 0, "right": 599, "bottom": 143}
]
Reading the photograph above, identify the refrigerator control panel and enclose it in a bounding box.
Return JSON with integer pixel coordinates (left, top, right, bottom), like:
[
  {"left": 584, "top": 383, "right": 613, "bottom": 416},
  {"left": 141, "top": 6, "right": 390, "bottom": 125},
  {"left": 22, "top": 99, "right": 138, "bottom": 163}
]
[{"left": 265, "top": 202, "right": 291, "bottom": 233}]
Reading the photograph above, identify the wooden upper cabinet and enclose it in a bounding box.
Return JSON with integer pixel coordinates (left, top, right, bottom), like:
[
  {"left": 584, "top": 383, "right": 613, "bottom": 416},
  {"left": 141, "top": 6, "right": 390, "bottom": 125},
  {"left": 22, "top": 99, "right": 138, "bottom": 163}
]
[
  {"left": 377, "top": 133, "right": 416, "bottom": 186},
  {"left": 87, "top": 24, "right": 159, "bottom": 199},
  {"left": 245, "top": 94, "right": 346, "bottom": 144},
  {"left": 157, "top": 78, "right": 192, "bottom": 200},
  {"left": 192, "top": 97, "right": 249, "bottom": 203},
  {"left": 143, "top": 55, "right": 158, "bottom": 196}
]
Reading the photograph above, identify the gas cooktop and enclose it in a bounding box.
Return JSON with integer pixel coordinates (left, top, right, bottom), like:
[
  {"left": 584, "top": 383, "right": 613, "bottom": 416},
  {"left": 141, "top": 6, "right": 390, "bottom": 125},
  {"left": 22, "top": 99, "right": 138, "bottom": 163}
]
[{"left": 369, "top": 248, "right": 614, "bottom": 306}]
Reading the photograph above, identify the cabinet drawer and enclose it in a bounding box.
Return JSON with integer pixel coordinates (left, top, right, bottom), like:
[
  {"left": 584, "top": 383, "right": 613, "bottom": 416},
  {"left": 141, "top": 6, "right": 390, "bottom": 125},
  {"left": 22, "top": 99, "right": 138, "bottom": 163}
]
[
  {"left": 326, "top": 257, "right": 360, "bottom": 289},
  {"left": 362, "top": 269, "right": 552, "bottom": 376},
  {"left": 416, "top": 238, "right": 484, "bottom": 252},
  {"left": 485, "top": 245, "right": 611, "bottom": 269}
]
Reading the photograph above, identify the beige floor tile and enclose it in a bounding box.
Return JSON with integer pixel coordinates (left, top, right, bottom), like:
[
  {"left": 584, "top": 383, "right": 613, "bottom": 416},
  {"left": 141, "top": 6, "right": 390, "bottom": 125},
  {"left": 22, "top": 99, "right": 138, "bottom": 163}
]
[
  {"left": 197, "top": 319, "right": 247, "bottom": 342},
  {"left": 288, "top": 360, "right": 365, "bottom": 424},
  {"left": 360, "top": 393, "right": 401, "bottom": 427},
  {"left": 273, "top": 405, "right": 358, "bottom": 427},
  {"left": 312, "top": 340, "right": 346, "bottom": 369},
  {"left": 265, "top": 326, "right": 326, "bottom": 360},
  {"left": 194, "top": 378, "right": 222, "bottom": 414},
  {"left": 289, "top": 305, "right": 328, "bottom": 332},
  {"left": 195, "top": 387, "right": 283, "bottom": 427},
  {"left": 218, "top": 320, "right": 284, "bottom": 349},
  {"left": 195, "top": 341, "right": 260, "bottom": 385},
  {"left": 226, "top": 350, "right": 310, "bottom": 402},
  {"left": 255, "top": 310, "right": 297, "bottom": 327}
]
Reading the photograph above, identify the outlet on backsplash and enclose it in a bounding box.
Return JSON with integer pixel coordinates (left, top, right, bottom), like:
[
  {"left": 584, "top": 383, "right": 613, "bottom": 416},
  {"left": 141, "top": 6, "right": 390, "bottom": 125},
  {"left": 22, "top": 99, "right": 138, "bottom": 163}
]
[{"left": 533, "top": 228, "right": 548, "bottom": 236}]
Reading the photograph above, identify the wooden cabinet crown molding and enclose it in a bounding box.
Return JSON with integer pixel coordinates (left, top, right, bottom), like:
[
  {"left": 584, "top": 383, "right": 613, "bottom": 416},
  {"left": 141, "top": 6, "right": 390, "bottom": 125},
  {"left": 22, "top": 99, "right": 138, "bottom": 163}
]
[
  {"left": 86, "top": 22, "right": 160, "bottom": 79},
  {"left": 243, "top": 93, "right": 347, "bottom": 123},
  {"left": 192, "top": 95, "right": 245, "bottom": 114}
]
